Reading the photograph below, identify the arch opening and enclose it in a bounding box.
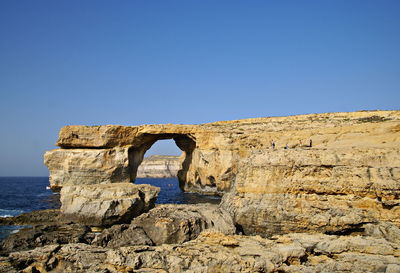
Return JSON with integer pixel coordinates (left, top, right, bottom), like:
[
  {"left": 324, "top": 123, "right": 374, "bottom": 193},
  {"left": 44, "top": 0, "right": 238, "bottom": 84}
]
[
  {"left": 136, "top": 139, "right": 182, "bottom": 179},
  {"left": 127, "top": 133, "right": 196, "bottom": 191},
  {"left": 129, "top": 134, "right": 222, "bottom": 205}
]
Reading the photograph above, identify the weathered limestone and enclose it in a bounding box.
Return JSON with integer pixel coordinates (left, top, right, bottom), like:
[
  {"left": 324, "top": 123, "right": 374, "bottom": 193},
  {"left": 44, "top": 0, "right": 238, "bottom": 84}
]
[
  {"left": 92, "top": 204, "right": 235, "bottom": 248},
  {"left": 44, "top": 110, "right": 400, "bottom": 235},
  {"left": 220, "top": 147, "right": 400, "bottom": 236},
  {"left": 56, "top": 125, "right": 139, "bottom": 148},
  {"left": 60, "top": 183, "right": 159, "bottom": 226},
  {"left": 92, "top": 224, "right": 153, "bottom": 248},
  {"left": 4, "top": 111, "right": 400, "bottom": 272},
  {"left": 0, "top": 224, "right": 92, "bottom": 255},
  {"left": 130, "top": 204, "right": 235, "bottom": 245},
  {"left": 136, "top": 155, "right": 180, "bottom": 178},
  {"left": 4, "top": 231, "right": 400, "bottom": 273},
  {"left": 44, "top": 148, "right": 133, "bottom": 190}
]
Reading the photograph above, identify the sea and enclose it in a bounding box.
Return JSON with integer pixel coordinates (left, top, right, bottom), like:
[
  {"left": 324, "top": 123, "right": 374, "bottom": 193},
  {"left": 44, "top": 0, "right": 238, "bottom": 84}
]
[{"left": 0, "top": 177, "right": 221, "bottom": 241}]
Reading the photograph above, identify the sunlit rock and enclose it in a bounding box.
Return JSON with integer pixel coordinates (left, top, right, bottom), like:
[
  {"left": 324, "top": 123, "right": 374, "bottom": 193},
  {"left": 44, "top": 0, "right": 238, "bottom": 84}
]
[
  {"left": 60, "top": 183, "right": 159, "bottom": 226},
  {"left": 45, "top": 110, "right": 400, "bottom": 235}
]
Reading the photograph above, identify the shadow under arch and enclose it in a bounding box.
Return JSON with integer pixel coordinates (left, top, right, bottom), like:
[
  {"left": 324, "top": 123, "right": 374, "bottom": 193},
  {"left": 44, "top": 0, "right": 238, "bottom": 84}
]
[{"left": 128, "top": 133, "right": 196, "bottom": 191}]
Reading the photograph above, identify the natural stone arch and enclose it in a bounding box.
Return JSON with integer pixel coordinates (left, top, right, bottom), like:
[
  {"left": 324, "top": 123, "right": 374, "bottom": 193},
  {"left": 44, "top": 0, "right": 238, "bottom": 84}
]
[
  {"left": 45, "top": 124, "right": 236, "bottom": 194},
  {"left": 128, "top": 133, "right": 196, "bottom": 191},
  {"left": 44, "top": 111, "right": 400, "bottom": 239}
]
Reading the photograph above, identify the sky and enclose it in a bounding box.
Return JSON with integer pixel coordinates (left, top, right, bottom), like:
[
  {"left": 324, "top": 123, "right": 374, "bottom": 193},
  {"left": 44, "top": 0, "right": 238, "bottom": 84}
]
[{"left": 0, "top": 0, "right": 399, "bottom": 176}]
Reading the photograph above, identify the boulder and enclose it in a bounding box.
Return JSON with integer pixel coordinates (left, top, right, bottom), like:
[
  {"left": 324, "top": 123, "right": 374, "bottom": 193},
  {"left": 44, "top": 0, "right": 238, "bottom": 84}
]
[
  {"left": 91, "top": 204, "right": 236, "bottom": 247},
  {"left": 60, "top": 183, "right": 159, "bottom": 226},
  {"left": 92, "top": 224, "right": 153, "bottom": 248},
  {"left": 130, "top": 204, "right": 236, "bottom": 245}
]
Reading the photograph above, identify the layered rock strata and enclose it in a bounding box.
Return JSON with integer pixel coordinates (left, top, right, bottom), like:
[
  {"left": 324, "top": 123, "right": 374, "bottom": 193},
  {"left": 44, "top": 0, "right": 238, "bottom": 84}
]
[
  {"left": 44, "top": 148, "right": 133, "bottom": 191},
  {"left": 60, "top": 183, "right": 159, "bottom": 226},
  {"left": 44, "top": 110, "right": 400, "bottom": 236},
  {"left": 221, "top": 146, "right": 400, "bottom": 236},
  {"left": 136, "top": 155, "right": 180, "bottom": 178}
]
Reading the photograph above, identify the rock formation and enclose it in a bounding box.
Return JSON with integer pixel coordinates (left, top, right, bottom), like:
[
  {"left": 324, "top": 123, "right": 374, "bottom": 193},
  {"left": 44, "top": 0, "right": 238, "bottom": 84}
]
[
  {"left": 44, "top": 110, "right": 400, "bottom": 235},
  {"left": 1, "top": 110, "right": 399, "bottom": 272},
  {"left": 220, "top": 146, "right": 400, "bottom": 236},
  {"left": 60, "top": 183, "right": 159, "bottom": 226},
  {"left": 136, "top": 155, "right": 180, "bottom": 178},
  {"left": 129, "top": 204, "right": 235, "bottom": 245},
  {"left": 2, "top": 228, "right": 400, "bottom": 273}
]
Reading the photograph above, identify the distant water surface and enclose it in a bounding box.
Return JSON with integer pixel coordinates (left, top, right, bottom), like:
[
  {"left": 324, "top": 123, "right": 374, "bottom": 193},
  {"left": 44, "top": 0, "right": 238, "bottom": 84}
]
[{"left": 135, "top": 177, "right": 221, "bottom": 205}]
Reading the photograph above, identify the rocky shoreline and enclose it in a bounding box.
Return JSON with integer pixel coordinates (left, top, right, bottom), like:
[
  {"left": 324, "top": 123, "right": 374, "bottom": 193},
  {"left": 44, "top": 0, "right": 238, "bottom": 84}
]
[
  {"left": 1, "top": 205, "right": 399, "bottom": 272},
  {"left": 1, "top": 110, "right": 399, "bottom": 272}
]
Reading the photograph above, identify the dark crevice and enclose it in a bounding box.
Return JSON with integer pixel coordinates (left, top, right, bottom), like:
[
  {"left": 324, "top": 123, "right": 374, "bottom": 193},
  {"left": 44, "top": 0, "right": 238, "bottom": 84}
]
[
  {"left": 382, "top": 202, "right": 398, "bottom": 210},
  {"left": 207, "top": 176, "right": 216, "bottom": 187},
  {"left": 31, "top": 267, "right": 41, "bottom": 273},
  {"left": 324, "top": 224, "right": 366, "bottom": 236},
  {"left": 235, "top": 224, "right": 245, "bottom": 235},
  {"left": 300, "top": 253, "right": 309, "bottom": 264}
]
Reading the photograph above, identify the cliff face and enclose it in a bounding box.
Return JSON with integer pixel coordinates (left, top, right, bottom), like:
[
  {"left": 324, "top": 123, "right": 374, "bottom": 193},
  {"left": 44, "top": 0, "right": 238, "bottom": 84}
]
[
  {"left": 44, "top": 110, "right": 400, "bottom": 235},
  {"left": 136, "top": 155, "right": 180, "bottom": 178}
]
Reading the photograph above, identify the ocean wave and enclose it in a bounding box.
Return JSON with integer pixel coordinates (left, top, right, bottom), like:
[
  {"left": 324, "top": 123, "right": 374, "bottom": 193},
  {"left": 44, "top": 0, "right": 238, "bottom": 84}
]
[
  {"left": 0, "top": 209, "right": 25, "bottom": 217},
  {"left": 36, "top": 192, "right": 51, "bottom": 197},
  {"left": 0, "top": 225, "right": 31, "bottom": 240}
]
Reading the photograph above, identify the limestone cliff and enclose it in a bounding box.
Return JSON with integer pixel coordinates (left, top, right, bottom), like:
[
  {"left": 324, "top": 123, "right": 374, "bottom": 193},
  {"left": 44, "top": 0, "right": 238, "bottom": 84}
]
[
  {"left": 136, "top": 155, "right": 180, "bottom": 178},
  {"left": 44, "top": 110, "right": 400, "bottom": 236}
]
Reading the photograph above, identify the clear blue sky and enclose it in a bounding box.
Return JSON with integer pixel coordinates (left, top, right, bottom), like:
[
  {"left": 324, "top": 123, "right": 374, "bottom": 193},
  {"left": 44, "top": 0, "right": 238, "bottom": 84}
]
[{"left": 0, "top": 1, "right": 399, "bottom": 176}]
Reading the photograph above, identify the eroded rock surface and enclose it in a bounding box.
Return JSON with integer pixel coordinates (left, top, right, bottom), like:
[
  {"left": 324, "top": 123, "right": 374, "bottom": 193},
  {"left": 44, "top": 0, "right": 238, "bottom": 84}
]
[
  {"left": 220, "top": 146, "right": 400, "bottom": 236},
  {"left": 92, "top": 224, "right": 153, "bottom": 248},
  {"left": 23, "top": 110, "right": 400, "bottom": 272},
  {"left": 45, "top": 110, "right": 400, "bottom": 236},
  {"left": 0, "top": 224, "right": 93, "bottom": 255},
  {"left": 60, "top": 183, "right": 159, "bottom": 226},
  {"left": 3, "top": 231, "right": 400, "bottom": 273},
  {"left": 44, "top": 147, "right": 133, "bottom": 190},
  {"left": 130, "top": 204, "right": 235, "bottom": 245},
  {"left": 0, "top": 210, "right": 62, "bottom": 226},
  {"left": 92, "top": 203, "right": 235, "bottom": 248}
]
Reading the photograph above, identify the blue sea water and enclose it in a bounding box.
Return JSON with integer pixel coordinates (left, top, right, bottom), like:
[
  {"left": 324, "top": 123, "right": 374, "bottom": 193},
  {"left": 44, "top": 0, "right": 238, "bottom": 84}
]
[
  {"left": 0, "top": 177, "right": 60, "bottom": 240},
  {"left": 0, "top": 177, "right": 60, "bottom": 217},
  {"left": 0, "top": 177, "right": 220, "bottom": 240},
  {"left": 136, "top": 177, "right": 221, "bottom": 205}
]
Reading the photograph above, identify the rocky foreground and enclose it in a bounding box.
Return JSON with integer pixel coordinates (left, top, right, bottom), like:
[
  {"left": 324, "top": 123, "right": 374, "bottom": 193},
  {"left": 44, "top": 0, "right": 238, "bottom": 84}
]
[
  {"left": 1, "top": 207, "right": 399, "bottom": 273},
  {"left": 1, "top": 110, "right": 399, "bottom": 272}
]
